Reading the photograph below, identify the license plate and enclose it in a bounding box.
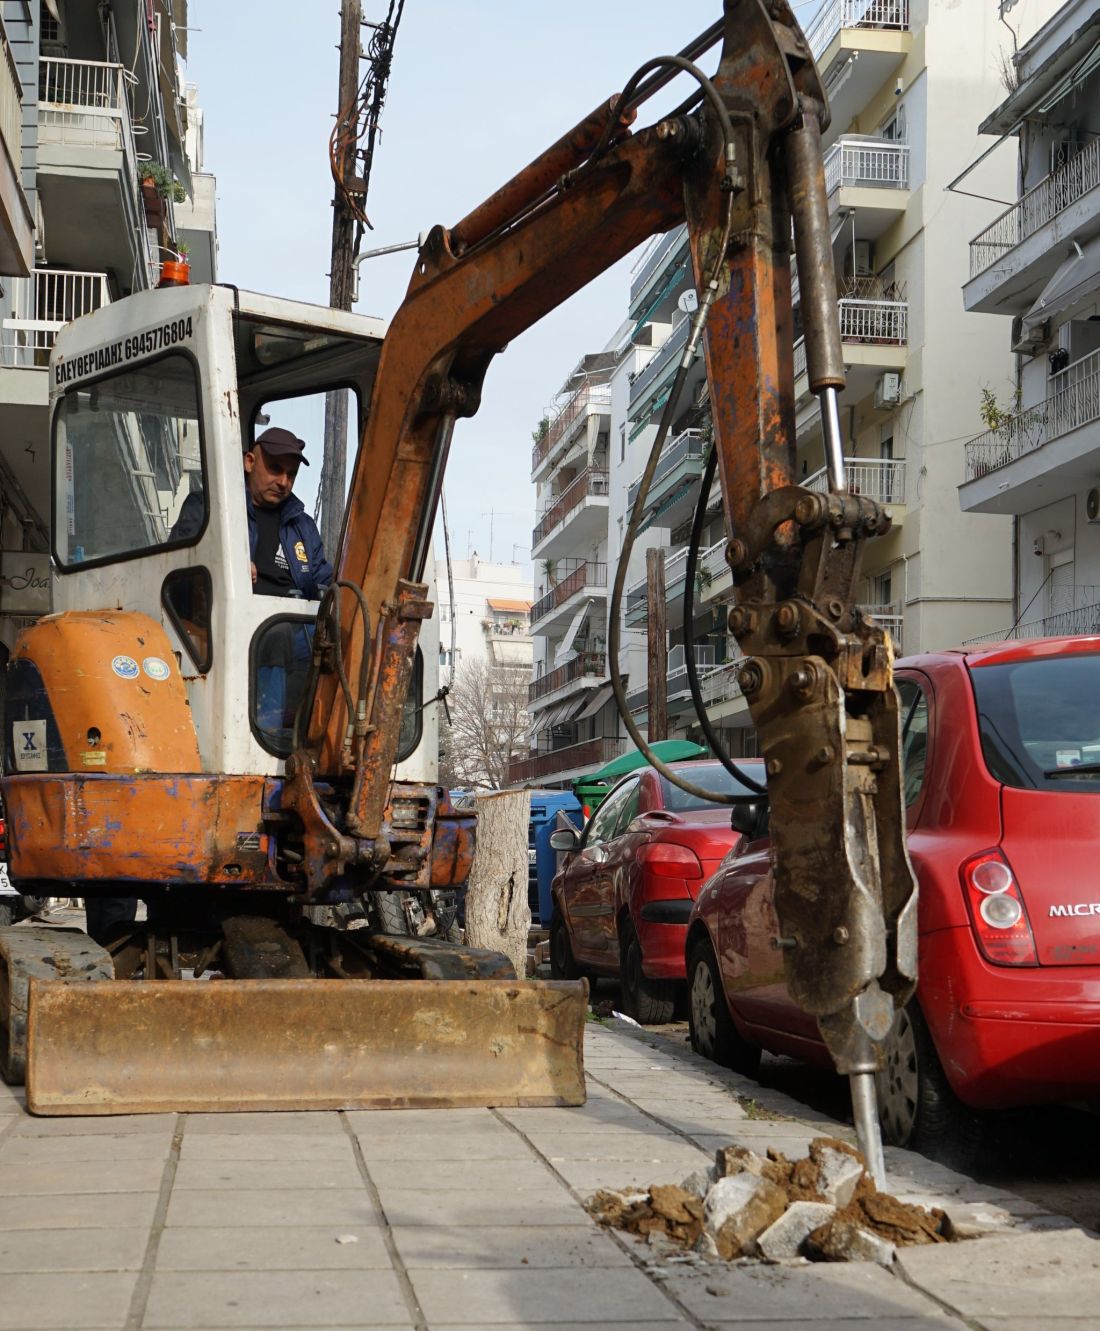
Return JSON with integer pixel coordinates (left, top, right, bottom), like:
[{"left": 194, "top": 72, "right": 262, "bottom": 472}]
[
  {"left": 0, "top": 861, "right": 13, "bottom": 894},
  {"left": 528, "top": 849, "right": 537, "bottom": 865}
]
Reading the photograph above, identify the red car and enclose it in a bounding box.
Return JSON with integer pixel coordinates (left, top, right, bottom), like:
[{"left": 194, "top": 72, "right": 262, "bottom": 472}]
[
  {"left": 548, "top": 758, "right": 765, "bottom": 1022},
  {"left": 687, "top": 636, "right": 1100, "bottom": 1164}
]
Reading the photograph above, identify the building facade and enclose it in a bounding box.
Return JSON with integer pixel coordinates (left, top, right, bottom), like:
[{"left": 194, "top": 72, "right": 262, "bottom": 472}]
[
  {"left": 960, "top": 0, "right": 1100, "bottom": 639},
  {"left": 0, "top": 0, "right": 212, "bottom": 660}
]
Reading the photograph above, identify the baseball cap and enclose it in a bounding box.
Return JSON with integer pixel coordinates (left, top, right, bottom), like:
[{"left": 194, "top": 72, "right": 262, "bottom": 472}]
[{"left": 254, "top": 426, "right": 309, "bottom": 465}]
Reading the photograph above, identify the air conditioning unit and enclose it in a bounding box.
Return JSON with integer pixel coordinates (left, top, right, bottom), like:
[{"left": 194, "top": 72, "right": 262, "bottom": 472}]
[
  {"left": 874, "top": 372, "right": 902, "bottom": 409},
  {"left": 1087, "top": 487, "right": 1100, "bottom": 524},
  {"left": 852, "top": 240, "right": 875, "bottom": 276},
  {"left": 1011, "top": 316, "right": 1051, "bottom": 356}
]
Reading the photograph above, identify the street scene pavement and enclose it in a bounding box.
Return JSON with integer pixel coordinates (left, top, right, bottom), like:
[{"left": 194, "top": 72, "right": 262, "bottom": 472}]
[{"left": 1, "top": 1017, "right": 1095, "bottom": 1331}]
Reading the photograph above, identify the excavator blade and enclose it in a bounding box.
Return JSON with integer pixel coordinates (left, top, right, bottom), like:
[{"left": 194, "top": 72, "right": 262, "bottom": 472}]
[{"left": 24, "top": 977, "right": 588, "bottom": 1115}]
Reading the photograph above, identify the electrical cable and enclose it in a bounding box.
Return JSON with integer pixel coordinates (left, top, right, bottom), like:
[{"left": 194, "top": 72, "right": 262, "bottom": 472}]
[{"left": 681, "top": 441, "right": 767, "bottom": 795}]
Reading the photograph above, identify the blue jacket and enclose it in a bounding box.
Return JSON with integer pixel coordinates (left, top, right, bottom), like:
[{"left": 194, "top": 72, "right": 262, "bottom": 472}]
[{"left": 246, "top": 492, "right": 333, "bottom": 600}]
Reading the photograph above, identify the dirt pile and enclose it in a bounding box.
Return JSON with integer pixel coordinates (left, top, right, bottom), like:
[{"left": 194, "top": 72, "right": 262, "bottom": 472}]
[{"left": 585, "top": 1136, "right": 956, "bottom": 1265}]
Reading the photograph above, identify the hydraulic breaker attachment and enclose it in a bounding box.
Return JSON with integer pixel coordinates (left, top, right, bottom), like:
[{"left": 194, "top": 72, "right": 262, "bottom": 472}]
[{"left": 23, "top": 976, "right": 588, "bottom": 1115}]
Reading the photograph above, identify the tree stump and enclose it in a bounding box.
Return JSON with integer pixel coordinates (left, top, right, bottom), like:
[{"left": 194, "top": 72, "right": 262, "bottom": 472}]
[{"left": 464, "top": 789, "right": 532, "bottom": 979}]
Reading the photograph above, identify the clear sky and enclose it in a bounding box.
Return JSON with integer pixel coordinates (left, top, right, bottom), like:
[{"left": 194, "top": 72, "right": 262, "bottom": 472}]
[{"left": 186, "top": 1, "right": 817, "bottom": 575}]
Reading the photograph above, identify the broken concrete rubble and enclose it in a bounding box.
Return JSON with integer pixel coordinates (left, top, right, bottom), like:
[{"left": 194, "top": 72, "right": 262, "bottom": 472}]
[{"left": 585, "top": 1136, "right": 957, "bottom": 1267}]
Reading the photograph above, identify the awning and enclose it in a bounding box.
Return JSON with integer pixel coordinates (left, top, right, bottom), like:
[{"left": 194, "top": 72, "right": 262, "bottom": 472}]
[
  {"left": 574, "top": 682, "right": 614, "bottom": 721},
  {"left": 1026, "top": 235, "right": 1100, "bottom": 321},
  {"left": 555, "top": 598, "right": 591, "bottom": 663},
  {"left": 487, "top": 598, "right": 532, "bottom": 613}
]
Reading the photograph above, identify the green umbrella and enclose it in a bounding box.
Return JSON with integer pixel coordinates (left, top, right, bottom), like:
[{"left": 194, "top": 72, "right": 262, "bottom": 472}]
[{"left": 588, "top": 738, "right": 708, "bottom": 782}]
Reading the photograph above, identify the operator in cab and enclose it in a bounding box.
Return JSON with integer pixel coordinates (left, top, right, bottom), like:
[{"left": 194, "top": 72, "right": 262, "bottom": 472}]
[{"left": 244, "top": 427, "right": 332, "bottom": 598}]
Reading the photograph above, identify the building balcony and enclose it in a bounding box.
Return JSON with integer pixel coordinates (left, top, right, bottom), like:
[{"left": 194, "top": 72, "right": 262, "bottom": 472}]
[
  {"left": 0, "top": 22, "right": 33, "bottom": 275},
  {"left": 531, "top": 382, "right": 612, "bottom": 479},
  {"left": 530, "top": 560, "right": 607, "bottom": 635},
  {"left": 805, "top": 1, "right": 912, "bottom": 153},
  {"left": 959, "top": 348, "right": 1100, "bottom": 515},
  {"left": 965, "top": 592, "right": 1100, "bottom": 647},
  {"left": 624, "top": 539, "right": 733, "bottom": 629},
  {"left": 965, "top": 137, "right": 1100, "bottom": 316},
  {"left": 794, "top": 298, "right": 908, "bottom": 409},
  {"left": 626, "top": 644, "right": 730, "bottom": 717},
  {"left": 824, "top": 138, "right": 910, "bottom": 240},
  {"left": 628, "top": 316, "right": 690, "bottom": 413},
  {"left": 629, "top": 225, "right": 689, "bottom": 317},
  {"left": 528, "top": 650, "right": 605, "bottom": 706},
  {"left": 1, "top": 268, "right": 112, "bottom": 369},
  {"left": 36, "top": 57, "right": 159, "bottom": 289},
  {"left": 805, "top": 457, "right": 907, "bottom": 514},
  {"left": 507, "top": 736, "right": 625, "bottom": 787},
  {"left": 626, "top": 428, "right": 706, "bottom": 533},
  {"left": 531, "top": 467, "right": 609, "bottom": 559}
]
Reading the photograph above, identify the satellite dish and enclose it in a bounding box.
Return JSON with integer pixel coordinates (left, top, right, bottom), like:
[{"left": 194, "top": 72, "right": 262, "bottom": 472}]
[{"left": 678, "top": 289, "right": 699, "bottom": 314}]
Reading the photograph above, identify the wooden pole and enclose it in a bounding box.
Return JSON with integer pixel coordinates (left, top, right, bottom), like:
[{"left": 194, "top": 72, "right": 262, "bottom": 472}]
[
  {"left": 464, "top": 788, "right": 532, "bottom": 979},
  {"left": 646, "top": 547, "right": 668, "bottom": 742}
]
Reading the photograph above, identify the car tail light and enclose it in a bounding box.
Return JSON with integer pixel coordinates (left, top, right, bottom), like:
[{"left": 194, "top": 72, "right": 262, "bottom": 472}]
[
  {"left": 961, "top": 849, "right": 1038, "bottom": 966},
  {"left": 636, "top": 843, "right": 703, "bottom": 879}
]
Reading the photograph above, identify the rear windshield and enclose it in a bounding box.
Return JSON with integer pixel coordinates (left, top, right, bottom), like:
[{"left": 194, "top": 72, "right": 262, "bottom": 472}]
[
  {"left": 659, "top": 762, "right": 764, "bottom": 813},
  {"left": 970, "top": 653, "right": 1100, "bottom": 792}
]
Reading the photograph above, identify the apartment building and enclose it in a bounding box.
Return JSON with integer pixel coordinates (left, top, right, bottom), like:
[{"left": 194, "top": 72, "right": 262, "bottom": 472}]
[
  {"left": 435, "top": 552, "right": 533, "bottom": 677},
  {"left": 959, "top": 0, "right": 1100, "bottom": 638},
  {"left": 0, "top": 0, "right": 211, "bottom": 659}
]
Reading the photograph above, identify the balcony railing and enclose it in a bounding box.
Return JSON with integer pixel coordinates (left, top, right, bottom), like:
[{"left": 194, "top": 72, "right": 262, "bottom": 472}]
[
  {"left": 531, "top": 468, "right": 609, "bottom": 547},
  {"left": 531, "top": 383, "right": 612, "bottom": 472},
  {"left": 861, "top": 603, "right": 904, "bottom": 655},
  {"left": 805, "top": 0, "right": 910, "bottom": 60},
  {"left": 630, "top": 226, "right": 688, "bottom": 304},
  {"left": 837, "top": 298, "right": 908, "bottom": 344},
  {"left": 530, "top": 561, "right": 607, "bottom": 625},
  {"left": 824, "top": 139, "right": 909, "bottom": 193},
  {"left": 0, "top": 269, "right": 112, "bottom": 368},
  {"left": 964, "top": 348, "right": 1100, "bottom": 482},
  {"left": 966, "top": 592, "right": 1100, "bottom": 646},
  {"left": 0, "top": 24, "right": 21, "bottom": 175},
  {"left": 805, "top": 457, "right": 907, "bottom": 505},
  {"left": 969, "top": 137, "right": 1100, "bottom": 280},
  {"left": 629, "top": 315, "right": 691, "bottom": 408},
  {"left": 794, "top": 338, "right": 808, "bottom": 380},
  {"left": 508, "top": 736, "right": 625, "bottom": 785},
  {"left": 627, "top": 429, "right": 705, "bottom": 513},
  {"left": 528, "top": 651, "right": 604, "bottom": 703}
]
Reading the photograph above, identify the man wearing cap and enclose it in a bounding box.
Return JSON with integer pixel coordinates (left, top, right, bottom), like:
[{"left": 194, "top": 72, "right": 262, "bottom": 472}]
[{"left": 244, "top": 427, "right": 333, "bottom": 599}]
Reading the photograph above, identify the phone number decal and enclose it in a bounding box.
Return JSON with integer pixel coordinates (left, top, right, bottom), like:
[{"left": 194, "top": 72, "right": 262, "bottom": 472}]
[{"left": 54, "top": 315, "right": 194, "bottom": 386}]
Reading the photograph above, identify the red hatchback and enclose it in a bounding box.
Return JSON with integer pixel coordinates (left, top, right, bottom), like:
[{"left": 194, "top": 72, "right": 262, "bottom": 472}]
[
  {"left": 549, "top": 759, "right": 765, "bottom": 1022},
  {"left": 686, "top": 637, "right": 1100, "bottom": 1163}
]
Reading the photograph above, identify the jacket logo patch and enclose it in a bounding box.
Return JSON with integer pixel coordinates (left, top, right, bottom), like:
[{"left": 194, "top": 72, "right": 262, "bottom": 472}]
[{"left": 294, "top": 541, "right": 308, "bottom": 564}]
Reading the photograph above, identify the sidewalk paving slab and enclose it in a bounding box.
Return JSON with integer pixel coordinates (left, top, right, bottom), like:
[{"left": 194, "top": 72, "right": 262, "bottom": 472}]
[
  {"left": 142, "top": 1269, "right": 413, "bottom": 1329},
  {"left": 155, "top": 1225, "right": 393, "bottom": 1272}
]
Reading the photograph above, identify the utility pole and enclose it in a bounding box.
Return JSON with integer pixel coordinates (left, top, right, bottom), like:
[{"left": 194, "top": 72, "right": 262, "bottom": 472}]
[
  {"left": 646, "top": 548, "right": 668, "bottom": 742},
  {"left": 318, "top": 0, "right": 362, "bottom": 560},
  {"left": 317, "top": 1, "right": 406, "bottom": 557}
]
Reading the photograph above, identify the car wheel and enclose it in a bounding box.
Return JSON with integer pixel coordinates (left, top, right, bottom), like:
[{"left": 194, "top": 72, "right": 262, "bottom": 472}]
[
  {"left": 687, "top": 935, "right": 761, "bottom": 1076},
  {"left": 877, "top": 1002, "right": 984, "bottom": 1168},
  {"left": 621, "top": 919, "right": 676, "bottom": 1025},
  {"left": 549, "top": 908, "right": 582, "bottom": 981},
  {"left": 18, "top": 896, "right": 48, "bottom": 918}
]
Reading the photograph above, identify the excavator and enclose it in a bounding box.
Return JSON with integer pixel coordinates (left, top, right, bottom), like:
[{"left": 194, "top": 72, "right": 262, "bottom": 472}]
[{"left": 0, "top": 0, "right": 915, "bottom": 1177}]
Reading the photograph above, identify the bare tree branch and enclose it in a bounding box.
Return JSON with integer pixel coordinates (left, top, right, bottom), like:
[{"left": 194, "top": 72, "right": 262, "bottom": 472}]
[{"left": 439, "top": 658, "right": 529, "bottom": 789}]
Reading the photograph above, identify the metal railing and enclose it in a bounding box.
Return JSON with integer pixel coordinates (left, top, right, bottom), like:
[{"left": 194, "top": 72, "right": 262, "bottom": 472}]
[
  {"left": 805, "top": 457, "right": 907, "bottom": 504},
  {"left": 1, "top": 269, "right": 112, "bottom": 368},
  {"left": 626, "top": 429, "right": 705, "bottom": 512},
  {"left": 805, "top": 0, "right": 910, "bottom": 59},
  {"left": 700, "top": 659, "right": 744, "bottom": 707},
  {"left": 964, "top": 348, "right": 1100, "bottom": 481},
  {"left": 861, "top": 603, "right": 904, "bottom": 655},
  {"left": 838, "top": 298, "right": 908, "bottom": 344},
  {"left": 530, "top": 561, "right": 607, "bottom": 625},
  {"left": 531, "top": 468, "right": 609, "bottom": 547},
  {"left": 531, "top": 383, "right": 612, "bottom": 472},
  {"left": 824, "top": 139, "right": 909, "bottom": 193},
  {"left": 0, "top": 24, "right": 21, "bottom": 175},
  {"left": 629, "top": 315, "right": 691, "bottom": 408},
  {"left": 969, "top": 136, "right": 1100, "bottom": 280},
  {"left": 508, "top": 736, "right": 625, "bottom": 785},
  {"left": 630, "top": 225, "right": 688, "bottom": 304},
  {"left": 966, "top": 593, "right": 1100, "bottom": 645},
  {"left": 794, "top": 338, "right": 808, "bottom": 380},
  {"left": 528, "top": 651, "right": 604, "bottom": 703}
]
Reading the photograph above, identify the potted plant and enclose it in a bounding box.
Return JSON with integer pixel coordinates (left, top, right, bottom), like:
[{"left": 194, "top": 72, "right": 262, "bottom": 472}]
[
  {"left": 140, "top": 162, "right": 186, "bottom": 227},
  {"left": 158, "top": 241, "right": 190, "bottom": 289}
]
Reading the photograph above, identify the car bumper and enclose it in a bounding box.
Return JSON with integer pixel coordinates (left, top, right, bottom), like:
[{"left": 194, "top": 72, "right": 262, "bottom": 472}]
[
  {"left": 920, "top": 926, "right": 1100, "bottom": 1109},
  {"left": 637, "top": 905, "right": 691, "bottom": 980}
]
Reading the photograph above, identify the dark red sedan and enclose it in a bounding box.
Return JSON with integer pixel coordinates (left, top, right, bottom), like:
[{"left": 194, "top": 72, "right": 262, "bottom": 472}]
[
  {"left": 548, "top": 758, "right": 765, "bottom": 1022},
  {"left": 687, "top": 637, "right": 1100, "bottom": 1164}
]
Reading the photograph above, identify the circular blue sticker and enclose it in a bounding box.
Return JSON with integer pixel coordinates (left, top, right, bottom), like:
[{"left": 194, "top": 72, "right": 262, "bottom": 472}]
[
  {"left": 142, "top": 656, "right": 171, "bottom": 681},
  {"left": 111, "top": 655, "right": 139, "bottom": 679}
]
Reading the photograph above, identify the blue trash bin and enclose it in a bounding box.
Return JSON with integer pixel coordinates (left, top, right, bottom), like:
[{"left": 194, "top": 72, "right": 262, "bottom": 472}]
[{"left": 528, "top": 789, "right": 583, "bottom": 926}]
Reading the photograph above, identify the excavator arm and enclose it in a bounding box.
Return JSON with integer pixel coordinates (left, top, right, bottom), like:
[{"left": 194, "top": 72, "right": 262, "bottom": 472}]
[{"left": 284, "top": 0, "right": 917, "bottom": 1172}]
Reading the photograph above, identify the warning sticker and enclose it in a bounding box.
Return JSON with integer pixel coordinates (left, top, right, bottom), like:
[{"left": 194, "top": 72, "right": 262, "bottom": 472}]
[{"left": 13, "top": 719, "right": 47, "bottom": 772}]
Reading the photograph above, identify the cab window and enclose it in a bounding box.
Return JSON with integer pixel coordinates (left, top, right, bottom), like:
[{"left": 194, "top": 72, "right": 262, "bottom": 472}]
[
  {"left": 250, "top": 615, "right": 315, "bottom": 755},
  {"left": 54, "top": 352, "right": 204, "bottom": 568}
]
